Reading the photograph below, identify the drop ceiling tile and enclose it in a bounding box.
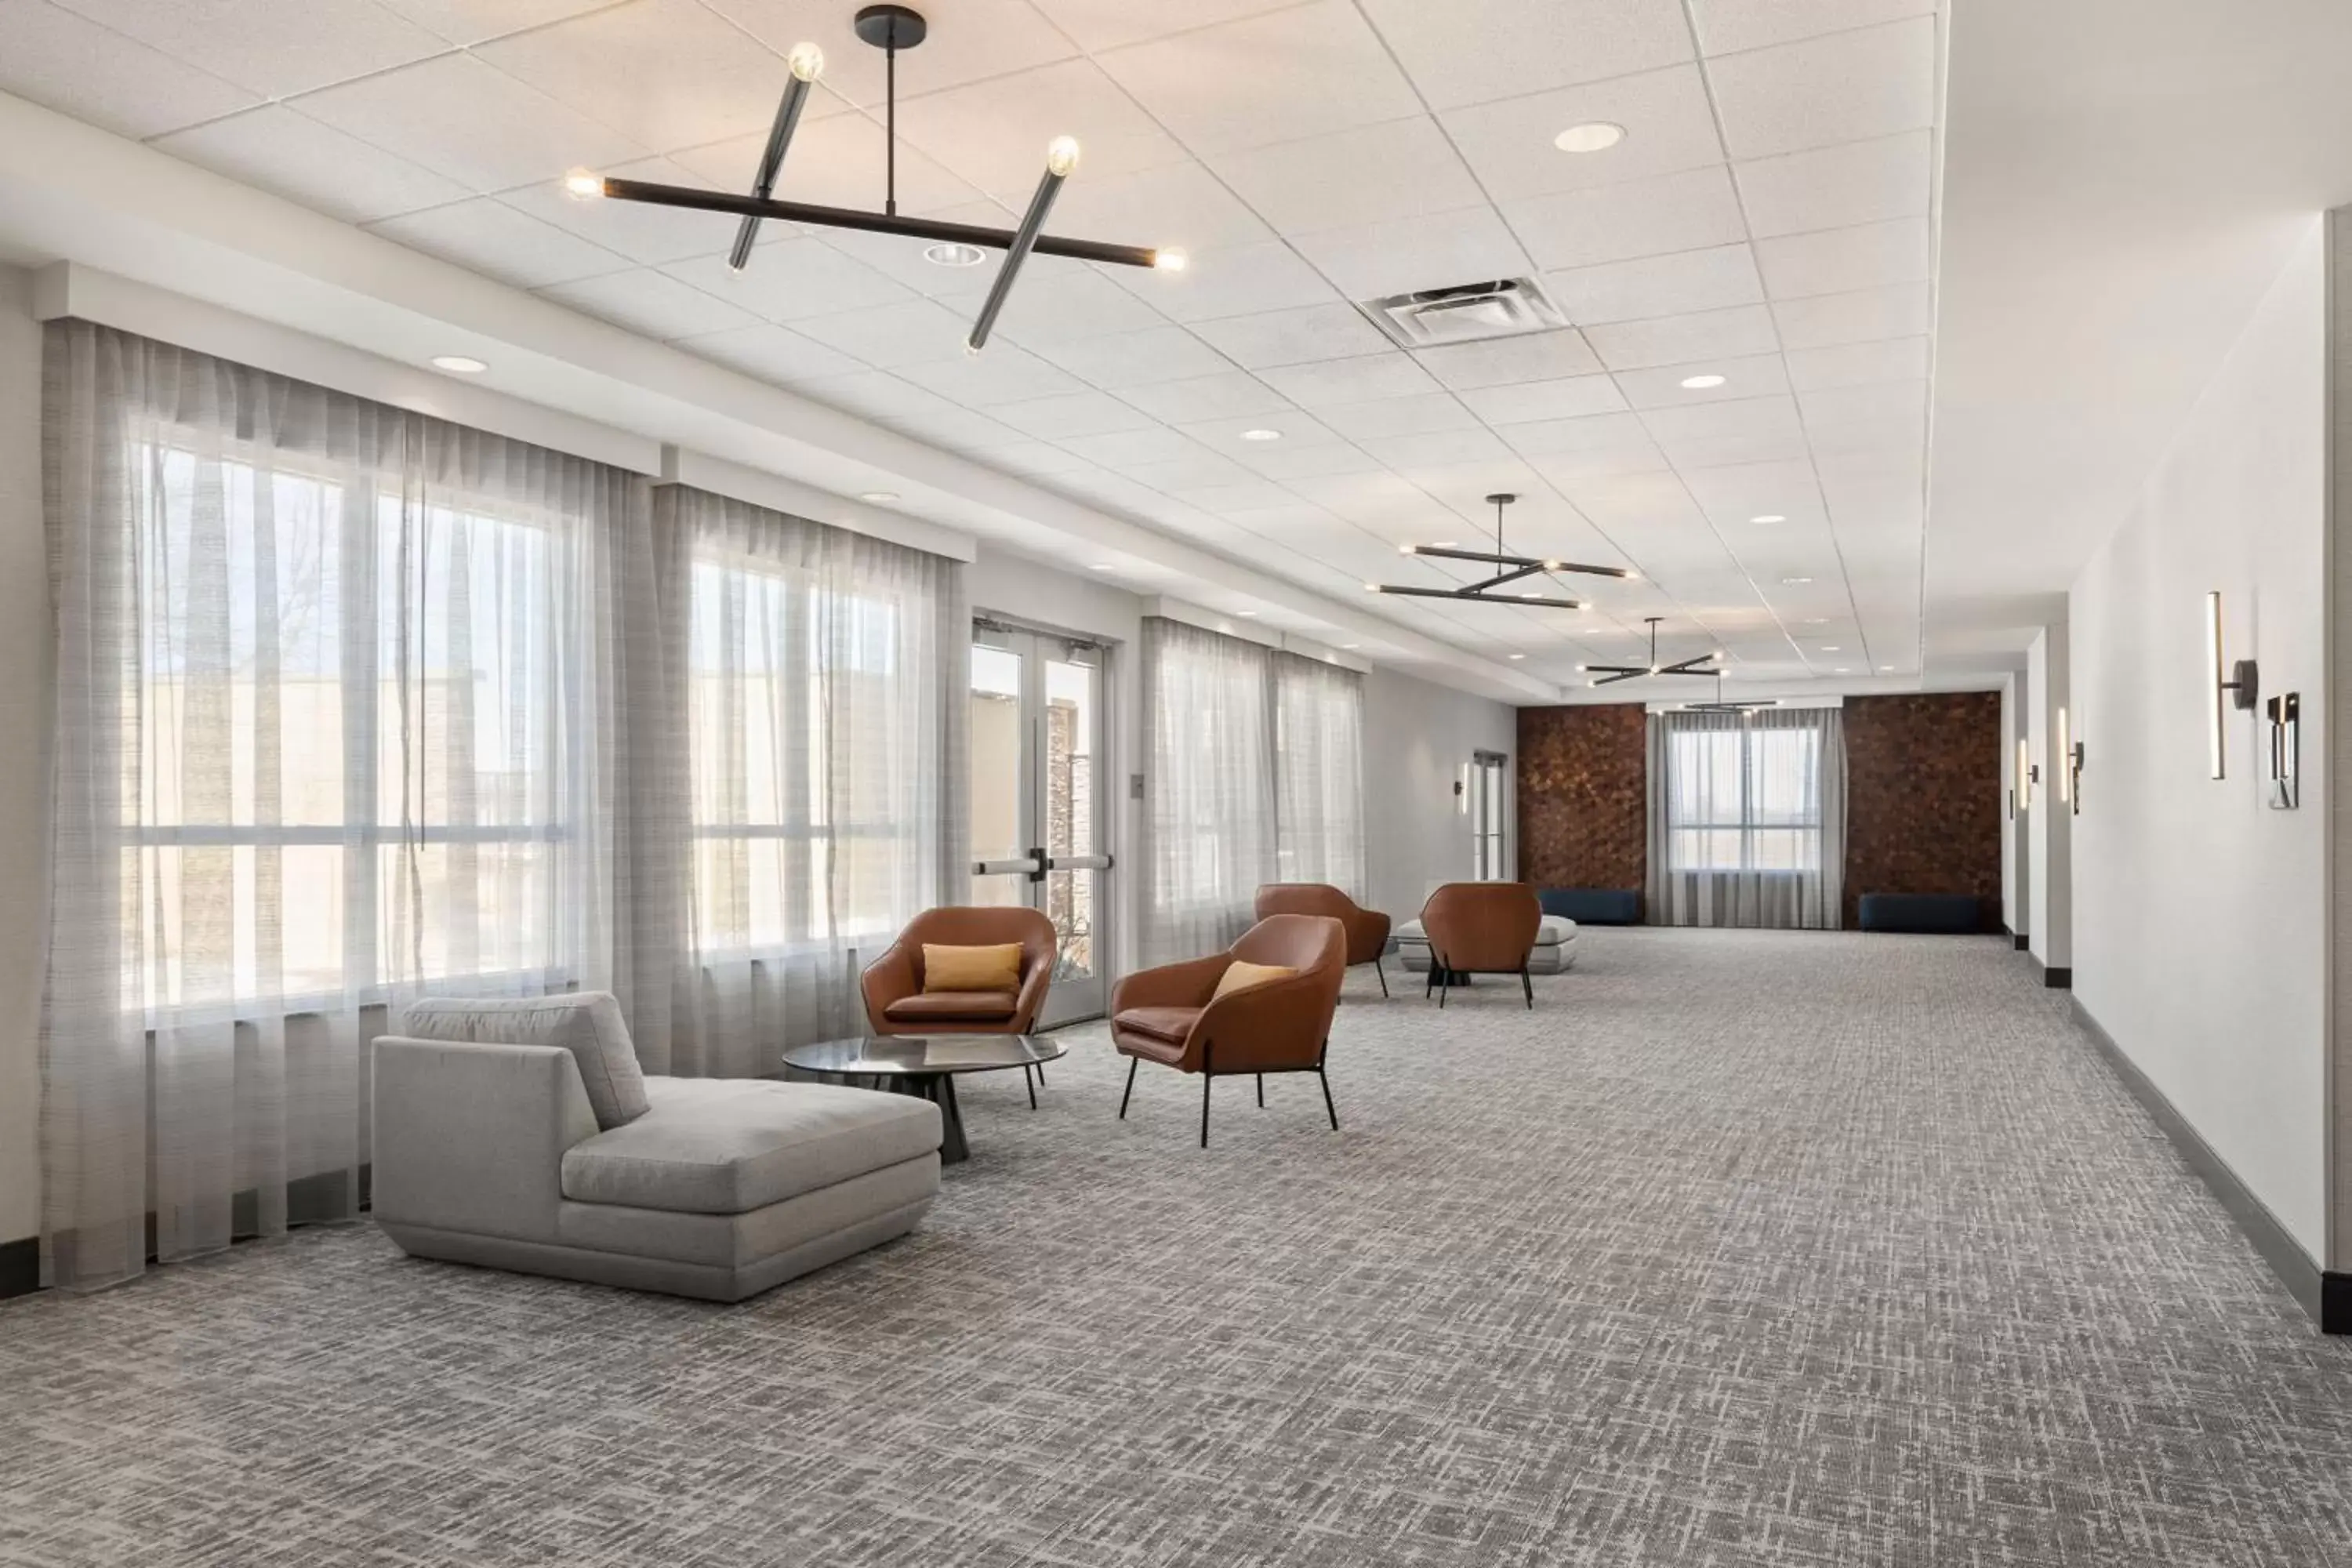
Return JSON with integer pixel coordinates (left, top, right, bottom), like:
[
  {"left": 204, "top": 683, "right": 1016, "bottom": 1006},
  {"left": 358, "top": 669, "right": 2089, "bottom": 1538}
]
[
  {"left": 1542, "top": 245, "right": 1765, "bottom": 328},
  {"left": 1032, "top": 325, "right": 1236, "bottom": 389},
  {"left": 1800, "top": 376, "right": 1926, "bottom": 430},
  {"left": 884, "top": 406, "right": 1035, "bottom": 453},
  {"left": 368, "top": 197, "right": 628, "bottom": 289},
  {"left": 786, "top": 296, "right": 974, "bottom": 366},
  {"left": 662, "top": 242, "right": 916, "bottom": 323},
  {"left": 1498, "top": 411, "right": 1653, "bottom": 455},
  {"left": 1123, "top": 451, "right": 1263, "bottom": 492},
  {"left": 893, "top": 59, "right": 1185, "bottom": 198},
  {"left": 1175, "top": 479, "right": 1303, "bottom": 514},
  {"left": 499, "top": 155, "right": 742, "bottom": 264},
  {"left": 895, "top": 345, "right": 1087, "bottom": 405},
  {"left": 1207, "top": 118, "right": 1484, "bottom": 234},
  {"left": 1639, "top": 394, "right": 1801, "bottom": 445},
  {"left": 1120, "top": 372, "right": 1297, "bottom": 423},
  {"left": 672, "top": 321, "right": 869, "bottom": 383},
  {"left": 1587, "top": 305, "right": 1781, "bottom": 372},
  {"left": 1356, "top": 0, "right": 1691, "bottom": 110},
  {"left": 1098, "top": 2, "right": 1422, "bottom": 157},
  {"left": 1189, "top": 304, "right": 1392, "bottom": 371},
  {"left": 294, "top": 53, "right": 648, "bottom": 195},
  {"left": 1289, "top": 207, "right": 1534, "bottom": 301},
  {"left": 1411, "top": 330, "right": 1604, "bottom": 391},
  {"left": 714, "top": 0, "right": 1080, "bottom": 110},
  {"left": 1178, "top": 409, "right": 1341, "bottom": 448},
  {"left": 1706, "top": 18, "right": 1937, "bottom": 159},
  {"left": 1656, "top": 429, "right": 1813, "bottom": 468},
  {"left": 155, "top": 106, "right": 470, "bottom": 225},
  {"left": 986, "top": 441, "right": 1099, "bottom": 476},
  {"left": 1439, "top": 65, "right": 1723, "bottom": 203},
  {"left": 984, "top": 267, "right": 1171, "bottom": 343},
  {"left": 1049, "top": 160, "right": 1273, "bottom": 254},
  {"left": 1771, "top": 281, "right": 1931, "bottom": 350},
  {"left": 1737, "top": 130, "right": 1931, "bottom": 242},
  {"left": 379, "top": 1, "right": 618, "bottom": 45},
  {"left": 1690, "top": 0, "right": 1937, "bottom": 58},
  {"left": 993, "top": 390, "right": 1160, "bottom": 439},
  {"left": 1121, "top": 241, "right": 1341, "bottom": 322},
  {"left": 1257, "top": 354, "right": 1442, "bottom": 408},
  {"left": 1615, "top": 351, "right": 1791, "bottom": 408},
  {"left": 1504, "top": 166, "right": 1748, "bottom": 272},
  {"left": 1788, "top": 336, "right": 1929, "bottom": 390},
  {"left": 1358, "top": 429, "right": 1514, "bottom": 469},
  {"left": 0, "top": 0, "right": 260, "bottom": 140},
  {"left": 539, "top": 267, "right": 760, "bottom": 339},
  {"left": 793, "top": 370, "right": 964, "bottom": 422},
  {"left": 1234, "top": 443, "right": 1388, "bottom": 481},
  {"left": 1315, "top": 394, "right": 1481, "bottom": 441},
  {"left": 476, "top": 0, "right": 821, "bottom": 154},
  {"left": 54, "top": 0, "right": 444, "bottom": 99},
  {"left": 1755, "top": 218, "right": 1930, "bottom": 299},
  {"left": 1028, "top": 0, "right": 1298, "bottom": 52},
  {"left": 813, "top": 204, "right": 1018, "bottom": 299},
  {"left": 1457, "top": 375, "right": 1627, "bottom": 426},
  {"left": 671, "top": 114, "right": 981, "bottom": 216}
]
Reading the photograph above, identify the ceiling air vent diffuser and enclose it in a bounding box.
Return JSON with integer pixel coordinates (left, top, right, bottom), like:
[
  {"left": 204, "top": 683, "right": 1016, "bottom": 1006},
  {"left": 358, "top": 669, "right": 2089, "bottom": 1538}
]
[{"left": 1358, "top": 278, "right": 1568, "bottom": 350}]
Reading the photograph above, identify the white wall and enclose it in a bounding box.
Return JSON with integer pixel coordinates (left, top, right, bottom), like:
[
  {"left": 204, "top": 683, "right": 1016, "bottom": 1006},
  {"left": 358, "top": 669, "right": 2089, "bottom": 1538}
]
[
  {"left": 2070, "top": 217, "right": 2327, "bottom": 1259},
  {"left": 1362, "top": 665, "right": 1517, "bottom": 921},
  {"left": 0, "top": 266, "right": 45, "bottom": 1246},
  {"left": 2025, "top": 625, "right": 2071, "bottom": 971},
  {"left": 964, "top": 545, "right": 1148, "bottom": 979}
]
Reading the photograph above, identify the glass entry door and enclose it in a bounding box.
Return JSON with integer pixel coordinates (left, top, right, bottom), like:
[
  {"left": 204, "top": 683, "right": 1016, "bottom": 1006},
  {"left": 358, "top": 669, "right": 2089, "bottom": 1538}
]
[
  {"left": 1469, "top": 750, "right": 1509, "bottom": 880},
  {"left": 970, "top": 623, "right": 1110, "bottom": 1026}
]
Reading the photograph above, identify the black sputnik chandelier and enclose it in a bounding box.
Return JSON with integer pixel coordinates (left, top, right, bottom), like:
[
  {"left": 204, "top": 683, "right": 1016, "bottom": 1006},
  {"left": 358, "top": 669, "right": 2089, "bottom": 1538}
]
[
  {"left": 561, "top": 4, "right": 1182, "bottom": 352},
  {"left": 1369, "top": 492, "right": 1632, "bottom": 611},
  {"left": 1582, "top": 616, "right": 1725, "bottom": 688}
]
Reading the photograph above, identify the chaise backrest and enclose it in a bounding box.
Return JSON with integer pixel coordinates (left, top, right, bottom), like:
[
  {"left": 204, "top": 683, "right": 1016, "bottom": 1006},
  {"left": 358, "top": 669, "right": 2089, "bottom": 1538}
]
[{"left": 398, "top": 992, "right": 648, "bottom": 1130}]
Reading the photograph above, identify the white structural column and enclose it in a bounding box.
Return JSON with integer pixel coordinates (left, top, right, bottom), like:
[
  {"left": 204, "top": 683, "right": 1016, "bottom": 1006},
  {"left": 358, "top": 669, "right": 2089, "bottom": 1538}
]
[
  {"left": 2002, "top": 671, "right": 2029, "bottom": 945},
  {"left": 2331, "top": 209, "right": 2352, "bottom": 1281},
  {"left": 2027, "top": 626, "right": 2072, "bottom": 982}
]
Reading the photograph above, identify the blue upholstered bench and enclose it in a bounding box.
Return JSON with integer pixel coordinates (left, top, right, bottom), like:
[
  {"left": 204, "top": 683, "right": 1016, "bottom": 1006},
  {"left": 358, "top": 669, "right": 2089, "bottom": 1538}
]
[
  {"left": 1537, "top": 888, "right": 1642, "bottom": 925},
  {"left": 1857, "top": 894, "right": 1984, "bottom": 934}
]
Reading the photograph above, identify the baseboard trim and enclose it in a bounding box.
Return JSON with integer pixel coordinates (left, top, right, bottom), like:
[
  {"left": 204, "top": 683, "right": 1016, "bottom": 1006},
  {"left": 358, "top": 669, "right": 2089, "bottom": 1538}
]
[
  {"left": 2027, "top": 953, "right": 2071, "bottom": 988},
  {"left": 2013, "top": 932, "right": 2029, "bottom": 951},
  {"left": 0, "top": 1236, "right": 36, "bottom": 1301},
  {"left": 2070, "top": 996, "right": 2336, "bottom": 1332}
]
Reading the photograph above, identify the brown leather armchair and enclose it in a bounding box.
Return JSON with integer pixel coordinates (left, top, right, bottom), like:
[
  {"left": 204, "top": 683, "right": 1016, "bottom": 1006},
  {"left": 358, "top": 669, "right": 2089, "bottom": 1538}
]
[
  {"left": 1108, "top": 914, "right": 1347, "bottom": 1146},
  {"left": 1419, "top": 882, "right": 1542, "bottom": 1009},
  {"left": 861, "top": 906, "right": 1058, "bottom": 1098},
  {"left": 1254, "top": 884, "right": 1394, "bottom": 996}
]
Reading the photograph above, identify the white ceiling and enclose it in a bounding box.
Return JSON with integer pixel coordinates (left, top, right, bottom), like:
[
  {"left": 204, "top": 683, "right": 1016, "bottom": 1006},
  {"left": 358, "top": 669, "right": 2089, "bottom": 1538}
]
[{"left": 0, "top": 0, "right": 1956, "bottom": 693}]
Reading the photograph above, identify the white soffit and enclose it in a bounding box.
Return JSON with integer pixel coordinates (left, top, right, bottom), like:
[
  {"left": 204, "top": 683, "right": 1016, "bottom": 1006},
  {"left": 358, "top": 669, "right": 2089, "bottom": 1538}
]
[{"left": 658, "top": 445, "right": 978, "bottom": 561}]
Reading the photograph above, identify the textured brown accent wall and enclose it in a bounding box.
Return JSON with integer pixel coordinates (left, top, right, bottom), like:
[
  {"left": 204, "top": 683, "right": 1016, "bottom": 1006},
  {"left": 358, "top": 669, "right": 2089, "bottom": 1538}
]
[
  {"left": 1515, "top": 705, "right": 1647, "bottom": 898},
  {"left": 1842, "top": 692, "right": 2004, "bottom": 930}
]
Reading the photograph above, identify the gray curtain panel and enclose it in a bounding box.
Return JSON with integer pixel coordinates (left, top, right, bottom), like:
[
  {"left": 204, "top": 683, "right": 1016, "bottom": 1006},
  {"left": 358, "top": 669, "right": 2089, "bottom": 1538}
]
[
  {"left": 1272, "top": 651, "right": 1369, "bottom": 899},
  {"left": 1647, "top": 706, "right": 1846, "bottom": 930}
]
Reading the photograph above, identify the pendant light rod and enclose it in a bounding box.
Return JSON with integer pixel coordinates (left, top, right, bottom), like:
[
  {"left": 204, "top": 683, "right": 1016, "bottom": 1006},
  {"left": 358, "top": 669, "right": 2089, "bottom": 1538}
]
[
  {"left": 727, "top": 43, "right": 825, "bottom": 273},
  {"left": 1373, "top": 492, "right": 1630, "bottom": 608},
  {"left": 968, "top": 139, "right": 1076, "bottom": 351},
  {"left": 592, "top": 177, "right": 1166, "bottom": 270},
  {"left": 1581, "top": 616, "right": 1723, "bottom": 686}
]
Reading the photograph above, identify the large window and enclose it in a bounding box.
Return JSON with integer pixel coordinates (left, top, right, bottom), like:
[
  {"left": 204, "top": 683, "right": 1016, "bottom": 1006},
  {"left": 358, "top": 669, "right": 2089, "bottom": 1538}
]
[{"left": 1665, "top": 721, "right": 1824, "bottom": 873}]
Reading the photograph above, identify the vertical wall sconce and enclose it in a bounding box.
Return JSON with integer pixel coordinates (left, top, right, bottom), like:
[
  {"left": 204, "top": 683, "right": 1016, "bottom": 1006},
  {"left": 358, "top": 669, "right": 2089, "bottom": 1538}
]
[
  {"left": 2056, "top": 707, "right": 2070, "bottom": 805},
  {"left": 2206, "top": 590, "right": 2258, "bottom": 779},
  {"left": 2267, "top": 692, "right": 2301, "bottom": 809},
  {"left": 2017, "top": 737, "right": 2031, "bottom": 811}
]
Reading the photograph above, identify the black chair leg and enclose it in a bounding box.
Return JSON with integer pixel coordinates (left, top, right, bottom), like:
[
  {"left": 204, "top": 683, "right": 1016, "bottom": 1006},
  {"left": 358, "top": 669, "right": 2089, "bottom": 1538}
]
[
  {"left": 1118, "top": 1056, "right": 1137, "bottom": 1120},
  {"left": 1522, "top": 965, "right": 1534, "bottom": 1010},
  {"left": 1319, "top": 1067, "right": 1338, "bottom": 1131},
  {"left": 1025, "top": 1061, "right": 1037, "bottom": 1109},
  {"left": 1200, "top": 1073, "right": 1212, "bottom": 1147},
  {"left": 1256, "top": 1073, "right": 1265, "bottom": 1108},
  {"left": 1438, "top": 959, "right": 1450, "bottom": 1009},
  {"left": 1375, "top": 956, "right": 1389, "bottom": 998}
]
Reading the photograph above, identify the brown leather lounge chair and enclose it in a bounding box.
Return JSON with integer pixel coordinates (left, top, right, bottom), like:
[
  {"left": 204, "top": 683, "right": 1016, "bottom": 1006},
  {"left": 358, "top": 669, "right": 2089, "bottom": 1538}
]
[
  {"left": 860, "top": 906, "right": 1058, "bottom": 1102},
  {"left": 1254, "top": 883, "right": 1394, "bottom": 997},
  {"left": 1108, "top": 913, "right": 1347, "bottom": 1146},
  {"left": 1419, "top": 882, "right": 1542, "bottom": 1010}
]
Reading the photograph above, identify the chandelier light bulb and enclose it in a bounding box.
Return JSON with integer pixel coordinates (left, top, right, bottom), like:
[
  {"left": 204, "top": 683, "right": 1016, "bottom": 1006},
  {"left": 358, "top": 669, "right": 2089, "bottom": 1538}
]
[
  {"left": 1152, "top": 248, "right": 1189, "bottom": 272},
  {"left": 1046, "top": 136, "right": 1082, "bottom": 178},
  {"left": 561, "top": 168, "right": 605, "bottom": 201},
  {"left": 787, "top": 42, "right": 825, "bottom": 82}
]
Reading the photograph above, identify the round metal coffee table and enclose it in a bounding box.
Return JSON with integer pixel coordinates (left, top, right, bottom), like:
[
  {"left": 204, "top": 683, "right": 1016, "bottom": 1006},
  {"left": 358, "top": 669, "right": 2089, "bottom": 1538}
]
[{"left": 775, "top": 1034, "right": 1065, "bottom": 1165}]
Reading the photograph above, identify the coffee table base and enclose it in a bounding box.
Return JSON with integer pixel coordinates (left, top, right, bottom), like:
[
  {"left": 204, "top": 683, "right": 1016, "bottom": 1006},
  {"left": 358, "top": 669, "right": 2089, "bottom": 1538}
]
[{"left": 881, "top": 1073, "right": 967, "bottom": 1165}]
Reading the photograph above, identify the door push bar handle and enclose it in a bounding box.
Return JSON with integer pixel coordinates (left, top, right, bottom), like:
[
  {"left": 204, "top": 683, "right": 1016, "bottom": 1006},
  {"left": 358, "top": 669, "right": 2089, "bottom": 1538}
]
[{"left": 1028, "top": 846, "right": 1047, "bottom": 884}]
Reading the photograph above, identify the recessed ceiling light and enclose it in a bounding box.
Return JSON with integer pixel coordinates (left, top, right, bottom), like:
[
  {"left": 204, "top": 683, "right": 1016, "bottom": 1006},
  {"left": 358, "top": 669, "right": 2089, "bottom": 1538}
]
[
  {"left": 1782, "top": 576, "right": 1813, "bottom": 585},
  {"left": 1341, "top": 643, "right": 1360, "bottom": 650},
  {"left": 431, "top": 354, "right": 487, "bottom": 374},
  {"left": 922, "top": 241, "right": 988, "bottom": 268},
  {"left": 1751, "top": 514, "right": 1785, "bottom": 524},
  {"left": 1835, "top": 667, "right": 1852, "bottom": 673},
  {"left": 858, "top": 491, "right": 899, "bottom": 503},
  {"left": 1240, "top": 428, "right": 1283, "bottom": 442},
  {"left": 1679, "top": 373, "right": 1727, "bottom": 390},
  {"left": 1089, "top": 563, "right": 1115, "bottom": 571},
  {"left": 1881, "top": 664, "right": 1896, "bottom": 671},
  {"left": 1236, "top": 610, "right": 1258, "bottom": 618},
  {"left": 1802, "top": 616, "right": 1828, "bottom": 624},
  {"left": 1508, "top": 652, "right": 1526, "bottom": 660},
  {"left": 1553, "top": 121, "right": 1627, "bottom": 154},
  {"left": 1820, "top": 645, "right": 1842, "bottom": 652}
]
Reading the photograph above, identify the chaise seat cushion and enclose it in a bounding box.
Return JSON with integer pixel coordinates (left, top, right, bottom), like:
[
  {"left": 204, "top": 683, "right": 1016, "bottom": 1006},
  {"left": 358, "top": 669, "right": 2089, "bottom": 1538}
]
[
  {"left": 884, "top": 990, "right": 1019, "bottom": 1023},
  {"left": 561, "top": 1078, "right": 941, "bottom": 1216},
  {"left": 1113, "top": 1006, "right": 1200, "bottom": 1045}
]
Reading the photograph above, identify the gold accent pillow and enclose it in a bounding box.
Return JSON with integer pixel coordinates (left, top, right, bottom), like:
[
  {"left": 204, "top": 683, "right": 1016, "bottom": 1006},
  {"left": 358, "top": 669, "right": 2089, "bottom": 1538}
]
[
  {"left": 1212, "top": 960, "right": 1297, "bottom": 1001},
  {"left": 921, "top": 942, "right": 1023, "bottom": 993}
]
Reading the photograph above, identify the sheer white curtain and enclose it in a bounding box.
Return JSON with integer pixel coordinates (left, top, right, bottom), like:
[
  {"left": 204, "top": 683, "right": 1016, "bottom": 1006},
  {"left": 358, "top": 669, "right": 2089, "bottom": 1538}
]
[
  {"left": 656, "top": 486, "right": 966, "bottom": 1078},
  {"left": 40, "top": 321, "right": 648, "bottom": 1292},
  {"left": 1272, "top": 652, "right": 1367, "bottom": 898},
  {"left": 1142, "top": 619, "right": 1276, "bottom": 962},
  {"left": 1646, "top": 706, "right": 1846, "bottom": 929}
]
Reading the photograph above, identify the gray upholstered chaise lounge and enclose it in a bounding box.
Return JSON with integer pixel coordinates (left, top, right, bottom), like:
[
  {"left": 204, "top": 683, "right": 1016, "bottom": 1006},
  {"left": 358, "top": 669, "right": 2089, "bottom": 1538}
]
[{"left": 372, "top": 993, "right": 941, "bottom": 1302}]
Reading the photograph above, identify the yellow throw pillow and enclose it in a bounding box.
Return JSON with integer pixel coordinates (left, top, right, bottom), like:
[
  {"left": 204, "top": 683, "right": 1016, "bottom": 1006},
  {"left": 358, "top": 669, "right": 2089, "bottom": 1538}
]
[
  {"left": 1212, "top": 960, "right": 1297, "bottom": 1001},
  {"left": 922, "top": 943, "right": 1024, "bottom": 994}
]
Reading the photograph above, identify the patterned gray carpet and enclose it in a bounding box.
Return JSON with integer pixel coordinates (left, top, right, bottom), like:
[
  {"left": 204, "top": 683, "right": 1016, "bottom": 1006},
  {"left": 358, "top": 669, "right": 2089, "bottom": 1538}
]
[{"left": 5, "top": 930, "right": 2351, "bottom": 1566}]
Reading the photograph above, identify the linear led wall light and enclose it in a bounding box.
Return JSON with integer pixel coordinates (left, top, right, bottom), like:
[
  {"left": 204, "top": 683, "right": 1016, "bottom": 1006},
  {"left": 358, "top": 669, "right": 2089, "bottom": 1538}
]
[
  {"left": 2017, "top": 737, "right": 2032, "bottom": 811},
  {"left": 565, "top": 6, "right": 1178, "bottom": 353},
  {"left": 2206, "top": 590, "right": 2258, "bottom": 779},
  {"left": 1372, "top": 493, "right": 1630, "bottom": 610},
  {"left": 2056, "top": 706, "right": 2070, "bottom": 804}
]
